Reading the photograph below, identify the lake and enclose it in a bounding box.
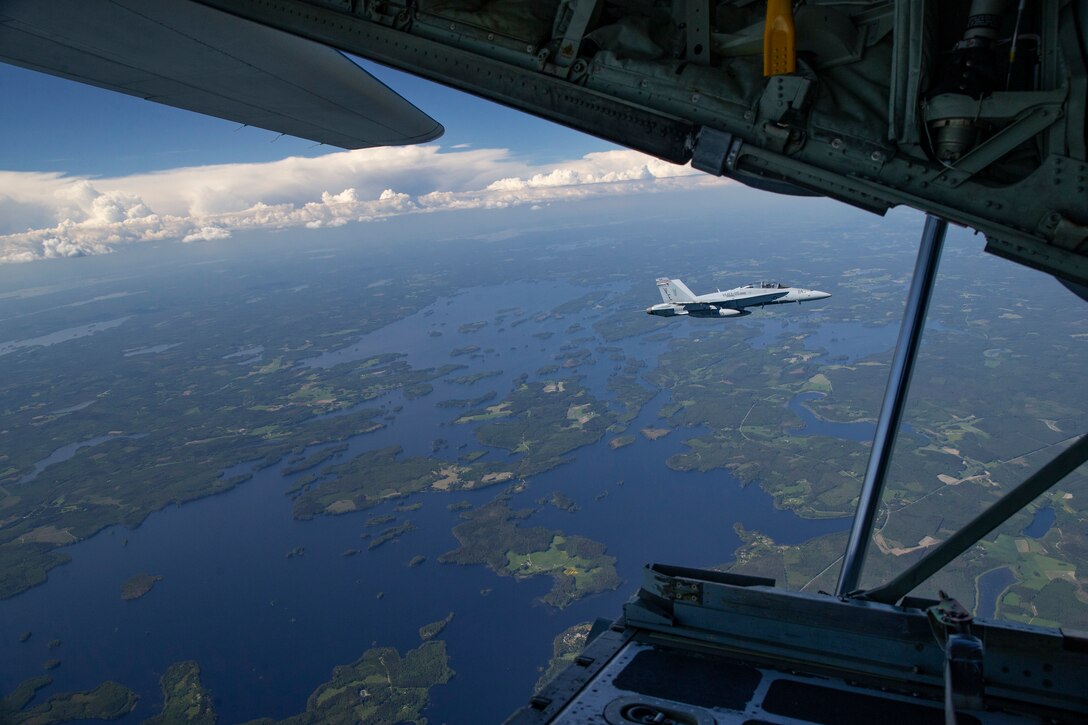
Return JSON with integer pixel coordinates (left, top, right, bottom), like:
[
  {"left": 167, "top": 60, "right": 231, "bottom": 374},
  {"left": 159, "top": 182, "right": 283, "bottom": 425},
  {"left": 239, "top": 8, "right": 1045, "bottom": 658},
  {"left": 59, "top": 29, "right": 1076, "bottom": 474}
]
[
  {"left": 976, "top": 567, "right": 1016, "bottom": 619},
  {"left": 17, "top": 433, "right": 144, "bottom": 485},
  {"left": 1022, "top": 506, "right": 1055, "bottom": 539}
]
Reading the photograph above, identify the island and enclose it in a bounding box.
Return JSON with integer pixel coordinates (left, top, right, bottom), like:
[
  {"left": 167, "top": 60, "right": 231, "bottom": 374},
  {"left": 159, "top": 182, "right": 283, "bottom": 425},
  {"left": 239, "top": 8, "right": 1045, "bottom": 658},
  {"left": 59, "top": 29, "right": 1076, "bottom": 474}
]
[
  {"left": 240, "top": 639, "right": 453, "bottom": 724},
  {"left": 448, "top": 370, "right": 502, "bottom": 384},
  {"left": 291, "top": 447, "right": 441, "bottom": 519},
  {"left": 439, "top": 499, "right": 620, "bottom": 609},
  {"left": 535, "top": 622, "right": 592, "bottom": 693},
  {"left": 1, "top": 680, "right": 136, "bottom": 724},
  {"left": 403, "top": 383, "right": 433, "bottom": 400},
  {"left": 281, "top": 444, "right": 349, "bottom": 476},
  {"left": 121, "top": 573, "right": 163, "bottom": 601},
  {"left": 467, "top": 379, "right": 616, "bottom": 477},
  {"left": 548, "top": 491, "right": 579, "bottom": 513},
  {"left": 367, "top": 522, "right": 414, "bottom": 550},
  {"left": 143, "top": 661, "right": 216, "bottom": 724},
  {"left": 418, "top": 612, "right": 454, "bottom": 641},
  {"left": 1, "top": 675, "right": 52, "bottom": 717},
  {"left": 436, "top": 392, "right": 496, "bottom": 408},
  {"left": 458, "top": 321, "right": 488, "bottom": 334},
  {"left": 291, "top": 445, "right": 523, "bottom": 520}
]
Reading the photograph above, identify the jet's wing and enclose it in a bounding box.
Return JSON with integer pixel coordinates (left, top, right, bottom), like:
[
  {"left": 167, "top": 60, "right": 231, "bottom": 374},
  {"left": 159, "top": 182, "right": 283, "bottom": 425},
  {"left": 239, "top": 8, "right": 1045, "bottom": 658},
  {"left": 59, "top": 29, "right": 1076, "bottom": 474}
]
[{"left": 0, "top": 0, "right": 442, "bottom": 149}]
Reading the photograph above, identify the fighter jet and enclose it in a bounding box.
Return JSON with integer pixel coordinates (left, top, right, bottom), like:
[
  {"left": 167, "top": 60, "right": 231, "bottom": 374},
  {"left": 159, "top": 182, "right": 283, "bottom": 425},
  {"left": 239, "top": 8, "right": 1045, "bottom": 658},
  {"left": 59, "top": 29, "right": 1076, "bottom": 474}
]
[{"left": 646, "top": 278, "right": 831, "bottom": 318}]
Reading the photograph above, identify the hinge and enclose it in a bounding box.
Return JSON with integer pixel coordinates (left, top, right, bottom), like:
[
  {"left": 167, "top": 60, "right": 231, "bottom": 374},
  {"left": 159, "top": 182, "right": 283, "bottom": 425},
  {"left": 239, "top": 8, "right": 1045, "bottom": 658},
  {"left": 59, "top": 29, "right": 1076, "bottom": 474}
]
[{"left": 928, "top": 591, "right": 985, "bottom": 715}]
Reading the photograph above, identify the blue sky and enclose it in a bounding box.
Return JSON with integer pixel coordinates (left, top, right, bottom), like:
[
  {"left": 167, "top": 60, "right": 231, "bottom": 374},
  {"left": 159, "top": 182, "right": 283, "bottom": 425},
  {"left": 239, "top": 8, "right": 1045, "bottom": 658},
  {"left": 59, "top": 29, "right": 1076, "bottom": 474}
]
[
  {"left": 0, "top": 59, "right": 613, "bottom": 177},
  {"left": 0, "top": 56, "right": 717, "bottom": 263}
]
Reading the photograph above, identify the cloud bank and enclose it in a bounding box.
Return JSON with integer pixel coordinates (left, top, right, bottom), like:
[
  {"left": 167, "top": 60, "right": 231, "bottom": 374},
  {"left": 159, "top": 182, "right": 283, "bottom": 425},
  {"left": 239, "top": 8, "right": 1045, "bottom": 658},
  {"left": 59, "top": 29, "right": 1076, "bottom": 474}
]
[{"left": 0, "top": 146, "right": 721, "bottom": 263}]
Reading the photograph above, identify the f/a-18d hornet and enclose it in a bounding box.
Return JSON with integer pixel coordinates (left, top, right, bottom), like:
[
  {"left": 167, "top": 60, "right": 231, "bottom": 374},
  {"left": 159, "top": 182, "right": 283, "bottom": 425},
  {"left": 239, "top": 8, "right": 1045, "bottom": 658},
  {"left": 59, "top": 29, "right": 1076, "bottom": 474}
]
[{"left": 647, "top": 278, "right": 831, "bottom": 318}]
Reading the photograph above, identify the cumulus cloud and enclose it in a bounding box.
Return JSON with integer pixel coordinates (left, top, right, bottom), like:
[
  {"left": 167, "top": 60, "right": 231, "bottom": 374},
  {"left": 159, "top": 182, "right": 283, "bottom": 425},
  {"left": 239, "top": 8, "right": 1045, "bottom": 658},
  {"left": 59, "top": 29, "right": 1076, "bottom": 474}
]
[
  {"left": 486, "top": 149, "right": 681, "bottom": 190},
  {"left": 182, "top": 226, "right": 232, "bottom": 243},
  {"left": 0, "top": 145, "right": 723, "bottom": 263}
]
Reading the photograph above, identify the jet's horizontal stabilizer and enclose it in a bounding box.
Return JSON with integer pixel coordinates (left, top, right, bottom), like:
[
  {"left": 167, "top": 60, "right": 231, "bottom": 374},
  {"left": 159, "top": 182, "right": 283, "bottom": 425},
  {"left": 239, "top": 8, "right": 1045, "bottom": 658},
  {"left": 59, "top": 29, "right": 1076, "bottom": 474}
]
[{"left": 0, "top": 0, "right": 443, "bottom": 149}]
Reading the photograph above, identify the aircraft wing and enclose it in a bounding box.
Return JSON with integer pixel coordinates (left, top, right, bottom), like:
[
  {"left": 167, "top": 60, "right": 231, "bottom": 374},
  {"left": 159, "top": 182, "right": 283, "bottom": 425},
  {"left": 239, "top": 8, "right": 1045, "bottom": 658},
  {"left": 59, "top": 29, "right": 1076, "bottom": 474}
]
[
  {"left": 3, "top": 0, "right": 1085, "bottom": 286},
  {"left": 184, "top": 0, "right": 1085, "bottom": 287},
  {"left": 0, "top": 0, "right": 442, "bottom": 149}
]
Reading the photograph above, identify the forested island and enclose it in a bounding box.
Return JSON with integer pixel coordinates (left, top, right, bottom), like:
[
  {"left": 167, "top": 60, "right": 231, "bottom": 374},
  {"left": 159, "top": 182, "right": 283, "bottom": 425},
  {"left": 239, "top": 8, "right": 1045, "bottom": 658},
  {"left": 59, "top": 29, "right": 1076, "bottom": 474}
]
[
  {"left": 440, "top": 499, "right": 620, "bottom": 608},
  {"left": 241, "top": 640, "right": 453, "bottom": 724},
  {"left": 121, "top": 573, "right": 162, "bottom": 600}
]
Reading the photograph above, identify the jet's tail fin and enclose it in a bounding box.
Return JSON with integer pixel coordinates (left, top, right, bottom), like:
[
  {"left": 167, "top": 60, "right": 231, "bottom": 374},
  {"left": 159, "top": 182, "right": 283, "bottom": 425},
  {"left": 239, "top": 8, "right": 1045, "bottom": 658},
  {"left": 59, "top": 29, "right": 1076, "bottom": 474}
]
[{"left": 657, "top": 278, "right": 697, "bottom": 304}]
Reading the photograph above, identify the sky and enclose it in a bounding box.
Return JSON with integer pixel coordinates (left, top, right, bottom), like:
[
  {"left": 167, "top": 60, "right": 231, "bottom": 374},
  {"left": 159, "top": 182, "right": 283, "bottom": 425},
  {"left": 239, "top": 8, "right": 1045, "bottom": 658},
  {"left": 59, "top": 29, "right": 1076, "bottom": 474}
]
[{"left": 0, "top": 55, "right": 725, "bottom": 265}]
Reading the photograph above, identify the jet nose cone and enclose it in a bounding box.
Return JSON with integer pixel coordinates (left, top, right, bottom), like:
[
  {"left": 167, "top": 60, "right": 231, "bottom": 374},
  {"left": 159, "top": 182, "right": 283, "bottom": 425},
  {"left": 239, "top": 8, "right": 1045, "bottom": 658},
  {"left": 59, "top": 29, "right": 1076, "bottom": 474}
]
[{"left": 812, "top": 290, "right": 832, "bottom": 300}]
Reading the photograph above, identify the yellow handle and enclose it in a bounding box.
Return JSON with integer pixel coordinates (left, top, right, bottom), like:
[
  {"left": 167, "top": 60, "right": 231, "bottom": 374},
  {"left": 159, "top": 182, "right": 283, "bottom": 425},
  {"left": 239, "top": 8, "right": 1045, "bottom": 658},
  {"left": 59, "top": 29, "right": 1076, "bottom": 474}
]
[{"left": 764, "top": 0, "right": 796, "bottom": 76}]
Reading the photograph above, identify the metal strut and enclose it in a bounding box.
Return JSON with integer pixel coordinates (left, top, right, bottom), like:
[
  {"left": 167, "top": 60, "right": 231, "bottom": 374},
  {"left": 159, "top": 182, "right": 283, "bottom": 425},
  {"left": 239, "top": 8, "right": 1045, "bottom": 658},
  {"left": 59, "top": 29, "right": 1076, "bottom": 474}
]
[
  {"left": 863, "top": 433, "right": 1088, "bottom": 605},
  {"left": 836, "top": 215, "right": 948, "bottom": 597}
]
